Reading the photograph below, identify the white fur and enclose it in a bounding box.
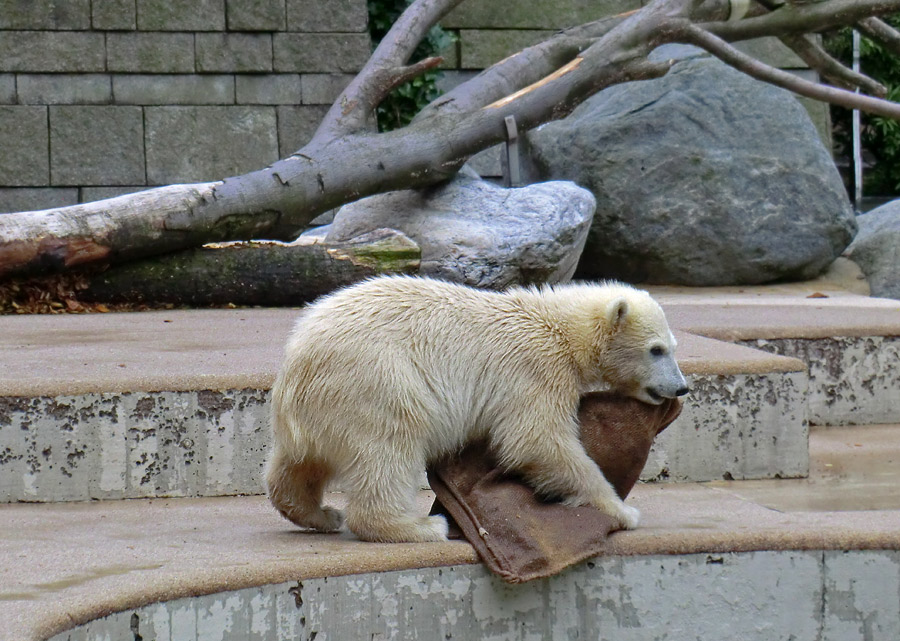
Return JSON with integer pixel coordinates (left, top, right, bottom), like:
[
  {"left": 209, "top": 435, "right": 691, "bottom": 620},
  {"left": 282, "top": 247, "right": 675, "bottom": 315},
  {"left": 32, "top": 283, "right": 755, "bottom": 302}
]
[{"left": 266, "top": 275, "right": 685, "bottom": 542}]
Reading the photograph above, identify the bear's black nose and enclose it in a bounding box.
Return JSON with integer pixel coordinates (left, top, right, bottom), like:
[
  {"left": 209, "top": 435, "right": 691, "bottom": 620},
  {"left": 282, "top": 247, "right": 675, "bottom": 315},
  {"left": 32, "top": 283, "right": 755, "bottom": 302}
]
[{"left": 675, "top": 386, "right": 690, "bottom": 397}]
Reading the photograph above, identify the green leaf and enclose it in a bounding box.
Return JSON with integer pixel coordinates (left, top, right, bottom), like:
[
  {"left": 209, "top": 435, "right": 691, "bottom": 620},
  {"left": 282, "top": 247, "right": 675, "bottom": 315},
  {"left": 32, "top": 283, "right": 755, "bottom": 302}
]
[
  {"left": 368, "top": 0, "right": 451, "bottom": 131},
  {"left": 825, "top": 14, "right": 900, "bottom": 195}
]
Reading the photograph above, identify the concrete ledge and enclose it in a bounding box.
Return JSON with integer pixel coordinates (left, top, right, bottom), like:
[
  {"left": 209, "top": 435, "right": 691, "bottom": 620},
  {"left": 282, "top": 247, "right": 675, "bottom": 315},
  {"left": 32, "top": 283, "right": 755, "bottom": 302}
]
[
  {"left": 663, "top": 296, "right": 900, "bottom": 342},
  {"left": 0, "top": 309, "right": 291, "bottom": 398},
  {"left": 648, "top": 370, "right": 808, "bottom": 482},
  {"left": 705, "top": 424, "right": 900, "bottom": 512},
  {"left": 7, "top": 477, "right": 900, "bottom": 641},
  {"left": 47, "top": 550, "right": 900, "bottom": 641},
  {"left": 0, "top": 310, "right": 289, "bottom": 503},
  {"left": 647, "top": 332, "right": 808, "bottom": 482},
  {"left": 0, "top": 388, "right": 269, "bottom": 502},
  {"left": 741, "top": 336, "right": 900, "bottom": 426}
]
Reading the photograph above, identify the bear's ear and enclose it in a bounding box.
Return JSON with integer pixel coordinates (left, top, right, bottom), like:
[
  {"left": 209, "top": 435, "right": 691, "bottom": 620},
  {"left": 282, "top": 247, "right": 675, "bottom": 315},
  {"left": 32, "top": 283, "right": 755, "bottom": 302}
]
[{"left": 606, "top": 297, "right": 629, "bottom": 332}]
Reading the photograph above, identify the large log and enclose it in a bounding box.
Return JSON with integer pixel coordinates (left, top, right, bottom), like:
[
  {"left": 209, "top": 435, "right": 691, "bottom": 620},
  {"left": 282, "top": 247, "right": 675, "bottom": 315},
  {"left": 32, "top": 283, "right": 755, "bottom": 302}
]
[{"left": 79, "top": 229, "right": 420, "bottom": 307}]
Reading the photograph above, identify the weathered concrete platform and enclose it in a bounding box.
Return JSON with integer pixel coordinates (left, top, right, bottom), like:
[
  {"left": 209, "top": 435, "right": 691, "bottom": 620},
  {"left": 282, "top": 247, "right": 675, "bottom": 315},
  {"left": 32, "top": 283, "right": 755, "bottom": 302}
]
[
  {"left": 650, "top": 260, "right": 900, "bottom": 425},
  {"left": 660, "top": 297, "right": 900, "bottom": 425},
  {"left": 47, "top": 548, "right": 900, "bottom": 641},
  {"left": 707, "top": 423, "right": 900, "bottom": 512},
  {"left": 0, "top": 306, "right": 810, "bottom": 502},
  {"left": 4, "top": 423, "right": 900, "bottom": 641},
  {"left": 3, "top": 266, "right": 900, "bottom": 640},
  {"left": 650, "top": 332, "right": 807, "bottom": 482}
]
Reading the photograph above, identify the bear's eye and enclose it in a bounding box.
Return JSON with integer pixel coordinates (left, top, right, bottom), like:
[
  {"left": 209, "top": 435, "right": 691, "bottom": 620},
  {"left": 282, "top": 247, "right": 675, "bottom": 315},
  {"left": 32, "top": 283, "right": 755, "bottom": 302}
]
[{"left": 650, "top": 346, "right": 665, "bottom": 357}]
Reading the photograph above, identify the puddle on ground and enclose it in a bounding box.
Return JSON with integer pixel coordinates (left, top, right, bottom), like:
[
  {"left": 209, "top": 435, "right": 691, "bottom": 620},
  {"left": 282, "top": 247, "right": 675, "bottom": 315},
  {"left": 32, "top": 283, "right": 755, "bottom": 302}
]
[
  {"left": 704, "top": 478, "right": 900, "bottom": 513},
  {"left": 706, "top": 427, "right": 900, "bottom": 513},
  {"left": 0, "top": 563, "right": 162, "bottom": 601}
]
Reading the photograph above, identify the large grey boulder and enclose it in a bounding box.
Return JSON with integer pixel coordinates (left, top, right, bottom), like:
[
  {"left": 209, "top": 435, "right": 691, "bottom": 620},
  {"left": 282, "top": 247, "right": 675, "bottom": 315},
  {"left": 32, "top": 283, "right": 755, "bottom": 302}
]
[
  {"left": 326, "top": 173, "right": 595, "bottom": 288},
  {"left": 524, "top": 46, "right": 857, "bottom": 286},
  {"left": 845, "top": 201, "right": 900, "bottom": 299}
]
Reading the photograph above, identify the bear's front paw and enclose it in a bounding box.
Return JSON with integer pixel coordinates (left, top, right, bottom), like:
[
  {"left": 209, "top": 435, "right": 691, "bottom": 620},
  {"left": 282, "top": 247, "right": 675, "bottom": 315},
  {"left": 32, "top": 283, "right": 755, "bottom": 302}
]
[{"left": 616, "top": 504, "right": 640, "bottom": 530}]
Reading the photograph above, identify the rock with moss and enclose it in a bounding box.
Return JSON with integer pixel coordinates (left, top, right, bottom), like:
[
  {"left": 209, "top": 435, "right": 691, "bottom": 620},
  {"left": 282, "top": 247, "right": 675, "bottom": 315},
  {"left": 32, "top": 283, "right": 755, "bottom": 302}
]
[
  {"left": 523, "top": 45, "right": 856, "bottom": 286},
  {"left": 326, "top": 171, "right": 595, "bottom": 289}
]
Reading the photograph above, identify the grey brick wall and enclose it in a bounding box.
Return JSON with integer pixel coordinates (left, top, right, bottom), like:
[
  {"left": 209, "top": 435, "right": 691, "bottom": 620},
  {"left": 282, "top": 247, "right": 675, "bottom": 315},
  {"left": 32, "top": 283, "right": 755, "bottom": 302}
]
[
  {"left": 440, "top": 0, "right": 643, "bottom": 71},
  {"left": 0, "top": 0, "right": 367, "bottom": 213}
]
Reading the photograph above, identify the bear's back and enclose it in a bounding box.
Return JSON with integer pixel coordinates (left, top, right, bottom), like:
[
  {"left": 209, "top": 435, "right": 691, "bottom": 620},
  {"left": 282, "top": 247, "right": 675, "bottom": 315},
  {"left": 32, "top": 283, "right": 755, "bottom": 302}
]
[
  {"left": 302, "top": 276, "right": 516, "bottom": 341},
  {"left": 287, "top": 276, "right": 575, "bottom": 389}
]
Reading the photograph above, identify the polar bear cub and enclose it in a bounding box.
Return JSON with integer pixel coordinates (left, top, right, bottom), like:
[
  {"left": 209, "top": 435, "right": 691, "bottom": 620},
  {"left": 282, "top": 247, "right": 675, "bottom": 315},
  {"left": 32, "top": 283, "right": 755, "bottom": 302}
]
[{"left": 267, "top": 275, "right": 688, "bottom": 543}]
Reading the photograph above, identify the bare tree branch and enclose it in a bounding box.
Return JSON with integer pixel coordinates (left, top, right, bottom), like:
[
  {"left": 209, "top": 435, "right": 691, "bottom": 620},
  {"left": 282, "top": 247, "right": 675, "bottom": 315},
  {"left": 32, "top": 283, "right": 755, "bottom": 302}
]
[
  {"left": 421, "top": 14, "right": 629, "bottom": 118},
  {"left": 386, "top": 57, "right": 445, "bottom": 90},
  {"left": 677, "top": 21, "right": 900, "bottom": 118},
  {"left": 421, "top": 35, "right": 595, "bottom": 118},
  {"left": 471, "top": 0, "right": 696, "bottom": 126},
  {"left": 702, "top": 0, "right": 900, "bottom": 41},
  {"left": 311, "top": 0, "right": 466, "bottom": 145},
  {"left": 355, "top": 55, "right": 445, "bottom": 117},
  {"left": 780, "top": 33, "right": 886, "bottom": 95},
  {"left": 419, "top": 0, "right": 739, "bottom": 119},
  {"left": 857, "top": 16, "right": 900, "bottom": 56}
]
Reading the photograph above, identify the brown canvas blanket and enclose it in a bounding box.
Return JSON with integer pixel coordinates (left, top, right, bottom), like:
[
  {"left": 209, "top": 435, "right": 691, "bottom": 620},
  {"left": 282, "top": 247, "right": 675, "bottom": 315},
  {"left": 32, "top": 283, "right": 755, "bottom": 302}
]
[{"left": 427, "top": 392, "right": 683, "bottom": 583}]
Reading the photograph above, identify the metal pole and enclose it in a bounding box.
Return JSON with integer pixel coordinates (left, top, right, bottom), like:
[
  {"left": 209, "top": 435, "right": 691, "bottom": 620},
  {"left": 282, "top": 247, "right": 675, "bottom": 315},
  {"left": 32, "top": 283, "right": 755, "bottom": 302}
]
[
  {"left": 504, "top": 115, "right": 521, "bottom": 188},
  {"left": 852, "top": 29, "right": 863, "bottom": 207}
]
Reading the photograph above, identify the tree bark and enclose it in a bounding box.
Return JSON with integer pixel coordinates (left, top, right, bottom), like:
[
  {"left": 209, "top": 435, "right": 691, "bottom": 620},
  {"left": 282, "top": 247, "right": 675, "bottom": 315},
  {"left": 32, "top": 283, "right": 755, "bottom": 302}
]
[{"left": 79, "top": 229, "right": 420, "bottom": 307}]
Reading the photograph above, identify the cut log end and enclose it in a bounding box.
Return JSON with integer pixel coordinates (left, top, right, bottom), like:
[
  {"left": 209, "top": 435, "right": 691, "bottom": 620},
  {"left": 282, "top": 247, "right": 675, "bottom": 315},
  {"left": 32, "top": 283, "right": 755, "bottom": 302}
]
[{"left": 0, "top": 238, "right": 111, "bottom": 279}]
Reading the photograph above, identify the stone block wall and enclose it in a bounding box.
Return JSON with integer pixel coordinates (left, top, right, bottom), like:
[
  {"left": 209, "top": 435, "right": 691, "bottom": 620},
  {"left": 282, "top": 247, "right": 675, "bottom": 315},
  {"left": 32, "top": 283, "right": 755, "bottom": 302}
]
[
  {"left": 0, "top": 0, "right": 369, "bottom": 213},
  {"left": 440, "top": 0, "right": 637, "bottom": 70}
]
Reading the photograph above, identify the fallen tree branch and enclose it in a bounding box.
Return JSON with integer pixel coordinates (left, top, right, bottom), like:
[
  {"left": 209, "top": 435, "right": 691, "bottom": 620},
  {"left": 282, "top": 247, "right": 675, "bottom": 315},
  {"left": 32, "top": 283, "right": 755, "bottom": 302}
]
[
  {"left": 678, "top": 21, "right": 900, "bottom": 119},
  {"left": 780, "top": 33, "right": 886, "bottom": 95},
  {"left": 856, "top": 16, "right": 900, "bottom": 56},
  {"left": 701, "top": 0, "right": 900, "bottom": 41},
  {"left": 80, "top": 229, "right": 420, "bottom": 307}
]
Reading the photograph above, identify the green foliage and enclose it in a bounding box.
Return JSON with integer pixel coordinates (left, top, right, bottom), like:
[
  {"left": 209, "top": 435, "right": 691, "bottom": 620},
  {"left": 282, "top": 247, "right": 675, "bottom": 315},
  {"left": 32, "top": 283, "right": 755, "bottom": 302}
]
[
  {"left": 368, "top": 0, "right": 456, "bottom": 131},
  {"left": 825, "top": 18, "right": 900, "bottom": 195}
]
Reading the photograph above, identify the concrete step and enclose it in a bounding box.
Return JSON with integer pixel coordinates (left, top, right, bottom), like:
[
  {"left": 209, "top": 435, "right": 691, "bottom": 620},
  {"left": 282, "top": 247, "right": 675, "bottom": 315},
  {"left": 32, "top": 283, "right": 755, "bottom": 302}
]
[
  {"left": 658, "top": 292, "right": 900, "bottom": 426},
  {"left": 704, "top": 423, "right": 900, "bottom": 512},
  {"left": 0, "top": 307, "right": 809, "bottom": 502},
  {"left": 0, "top": 309, "right": 294, "bottom": 504},
  {"left": 4, "top": 424, "right": 900, "bottom": 641},
  {"left": 648, "top": 331, "right": 807, "bottom": 482}
]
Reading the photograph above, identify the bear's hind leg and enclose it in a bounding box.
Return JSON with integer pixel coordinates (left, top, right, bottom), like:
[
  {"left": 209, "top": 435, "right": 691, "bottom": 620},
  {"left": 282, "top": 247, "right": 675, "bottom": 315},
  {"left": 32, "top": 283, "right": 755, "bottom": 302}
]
[
  {"left": 266, "top": 446, "right": 344, "bottom": 533},
  {"left": 342, "top": 458, "right": 448, "bottom": 543}
]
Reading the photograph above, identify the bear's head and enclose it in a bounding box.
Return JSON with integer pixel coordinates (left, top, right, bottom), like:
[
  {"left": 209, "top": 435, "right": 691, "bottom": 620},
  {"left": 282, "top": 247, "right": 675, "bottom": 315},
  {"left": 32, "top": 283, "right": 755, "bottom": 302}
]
[{"left": 593, "top": 286, "right": 689, "bottom": 406}]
